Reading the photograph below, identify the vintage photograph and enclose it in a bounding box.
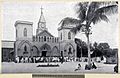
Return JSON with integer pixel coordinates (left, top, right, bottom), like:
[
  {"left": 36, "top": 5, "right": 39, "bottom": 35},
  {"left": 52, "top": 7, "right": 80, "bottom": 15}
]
[{"left": 1, "top": 1, "right": 118, "bottom": 73}]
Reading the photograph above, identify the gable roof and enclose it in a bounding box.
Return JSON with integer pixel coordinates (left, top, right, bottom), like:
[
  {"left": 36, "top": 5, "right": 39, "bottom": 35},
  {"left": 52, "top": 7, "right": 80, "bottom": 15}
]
[{"left": 37, "top": 30, "right": 54, "bottom": 37}]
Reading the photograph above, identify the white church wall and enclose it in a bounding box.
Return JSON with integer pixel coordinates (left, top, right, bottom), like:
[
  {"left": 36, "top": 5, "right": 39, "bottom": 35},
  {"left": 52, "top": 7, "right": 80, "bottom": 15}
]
[
  {"left": 58, "top": 28, "right": 75, "bottom": 41},
  {"left": 15, "top": 22, "right": 33, "bottom": 41},
  {"left": 59, "top": 40, "right": 77, "bottom": 57}
]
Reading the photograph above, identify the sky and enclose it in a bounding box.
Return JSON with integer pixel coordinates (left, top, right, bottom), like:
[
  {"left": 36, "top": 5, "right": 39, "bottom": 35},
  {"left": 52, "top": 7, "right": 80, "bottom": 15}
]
[{"left": 1, "top": 1, "right": 119, "bottom": 48}]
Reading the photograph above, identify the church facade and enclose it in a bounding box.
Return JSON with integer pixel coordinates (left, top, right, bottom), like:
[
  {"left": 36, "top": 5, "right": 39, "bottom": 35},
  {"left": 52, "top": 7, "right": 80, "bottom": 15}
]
[{"left": 14, "top": 8, "right": 77, "bottom": 62}]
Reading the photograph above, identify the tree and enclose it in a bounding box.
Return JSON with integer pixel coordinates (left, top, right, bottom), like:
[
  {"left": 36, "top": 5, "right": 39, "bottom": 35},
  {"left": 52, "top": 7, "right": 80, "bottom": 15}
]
[
  {"left": 93, "top": 42, "right": 98, "bottom": 57},
  {"left": 93, "top": 42, "right": 98, "bottom": 49},
  {"left": 75, "top": 38, "right": 83, "bottom": 58},
  {"left": 75, "top": 38, "right": 88, "bottom": 60},
  {"left": 59, "top": 2, "right": 118, "bottom": 69},
  {"left": 97, "top": 43, "right": 110, "bottom": 50},
  {"left": 97, "top": 43, "right": 110, "bottom": 56}
]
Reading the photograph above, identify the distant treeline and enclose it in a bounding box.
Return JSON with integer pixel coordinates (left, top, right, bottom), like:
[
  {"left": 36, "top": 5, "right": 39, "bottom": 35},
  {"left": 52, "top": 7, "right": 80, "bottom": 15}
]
[{"left": 75, "top": 38, "right": 118, "bottom": 58}]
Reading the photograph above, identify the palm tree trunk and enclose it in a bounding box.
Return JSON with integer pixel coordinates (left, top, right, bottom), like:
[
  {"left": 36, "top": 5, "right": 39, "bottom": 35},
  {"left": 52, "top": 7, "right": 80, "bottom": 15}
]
[
  {"left": 85, "top": 21, "right": 92, "bottom": 69},
  {"left": 80, "top": 46, "right": 82, "bottom": 62},
  {"left": 86, "top": 34, "right": 91, "bottom": 67}
]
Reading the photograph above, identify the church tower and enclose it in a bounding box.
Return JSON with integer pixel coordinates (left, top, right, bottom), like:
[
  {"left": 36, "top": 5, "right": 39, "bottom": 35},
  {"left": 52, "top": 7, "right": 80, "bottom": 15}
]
[{"left": 36, "top": 7, "right": 48, "bottom": 35}]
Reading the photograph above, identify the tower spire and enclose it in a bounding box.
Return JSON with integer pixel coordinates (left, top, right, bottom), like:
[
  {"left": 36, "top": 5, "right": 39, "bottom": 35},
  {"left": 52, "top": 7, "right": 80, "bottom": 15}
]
[
  {"left": 37, "top": 6, "right": 47, "bottom": 35},
  {"left": 39, "top": 6, "right": 46, "bottom": 23}
]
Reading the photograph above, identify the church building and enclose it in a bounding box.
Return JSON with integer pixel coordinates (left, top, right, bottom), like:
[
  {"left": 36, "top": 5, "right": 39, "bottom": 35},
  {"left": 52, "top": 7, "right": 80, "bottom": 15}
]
[{"left": 14, "top": 8, "right": 77, "bottom": 62}]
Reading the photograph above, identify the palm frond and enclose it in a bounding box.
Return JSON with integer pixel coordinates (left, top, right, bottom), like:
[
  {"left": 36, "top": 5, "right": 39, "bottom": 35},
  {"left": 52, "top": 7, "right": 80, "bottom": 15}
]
[
  {"left": 86, "top": 2, "right": 102, "bottom": 20},
  {"left": 97, "top": 1, "right": 117, "bottom": 6},
  {"left": 58, "top": 17, "right": 80, "bottom": 26},
  {"left": 100, "top": 1, "right": 118, "bottom": 6},
  {"left": 95, "top": 5, "right": 118, "bottom": 15},
  {"left": 76, "top": 2, "right": 88, "bottom": 23},
  {"left": 100, "top": 14, "right": 109, "bottom": 22},
  {"left": 92, "top": 14, "right": 109, "bottom": 24},
  {"left": 71, "top": 24, "right": 86, "bottom": 34},
  {"left": 86, "top": 2, "right": 118, "bottom": 21},
  {"left": 88, "top": 2, "right": 101, "bottom": 12},
  {"left": 91, "top": 3, "right": 117, "bottom": 24}
]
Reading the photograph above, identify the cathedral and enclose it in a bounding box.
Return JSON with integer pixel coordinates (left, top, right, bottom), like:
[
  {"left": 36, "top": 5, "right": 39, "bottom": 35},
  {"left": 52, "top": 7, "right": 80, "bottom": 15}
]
[{"left": 14, "top": 8, "right": 77, "bottom": 63}]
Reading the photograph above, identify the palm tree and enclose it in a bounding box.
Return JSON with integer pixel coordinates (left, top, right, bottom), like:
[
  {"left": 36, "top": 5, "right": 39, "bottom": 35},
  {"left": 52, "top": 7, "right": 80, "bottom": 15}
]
[
  {"left": 59, "top": 1, "right": 118, "bottom": 69},
  {"left": 93, "top": 42, "right": 98, "bottom": 57}
]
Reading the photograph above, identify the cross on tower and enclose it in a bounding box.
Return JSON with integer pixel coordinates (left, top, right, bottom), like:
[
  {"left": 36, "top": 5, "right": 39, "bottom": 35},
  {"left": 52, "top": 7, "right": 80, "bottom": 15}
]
[{"left": 41, "top": 6, "right": 43, "bottom": 14}]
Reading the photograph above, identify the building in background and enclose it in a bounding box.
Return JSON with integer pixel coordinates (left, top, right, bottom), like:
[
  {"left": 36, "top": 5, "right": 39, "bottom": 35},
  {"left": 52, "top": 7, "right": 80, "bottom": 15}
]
[
  {"left": 2, "top": 7, "right": 118, "bottom": 64},
  {"left": 2, "top": 8, "right": 77, "bottom": 63},
  {"left": 2, "top": 41, "right": 15, "bottom": 62}
]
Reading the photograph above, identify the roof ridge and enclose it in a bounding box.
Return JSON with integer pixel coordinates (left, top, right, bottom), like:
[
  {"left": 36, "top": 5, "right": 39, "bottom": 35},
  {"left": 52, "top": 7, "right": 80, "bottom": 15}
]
[{"left": 37, "top": 30, "right": 54, "bottom": 37}]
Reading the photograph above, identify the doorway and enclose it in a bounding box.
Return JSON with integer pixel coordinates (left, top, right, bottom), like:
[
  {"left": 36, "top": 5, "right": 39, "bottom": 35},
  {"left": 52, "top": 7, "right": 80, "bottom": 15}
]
[{"left": 42, "top": 51, "right": 47, "bottom": 57}]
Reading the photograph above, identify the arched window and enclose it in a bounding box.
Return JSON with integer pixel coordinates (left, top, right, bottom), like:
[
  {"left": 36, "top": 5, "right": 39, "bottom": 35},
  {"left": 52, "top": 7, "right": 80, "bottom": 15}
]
[
  {"left": 23, "top": 45, "right": 29, "bottom": 54},
  {"left": 55, "top": 38, "right": 56, "bottom": 42},
  {"left": 44, "top": 36, "right": 46, "bottom": 41},
  {"left": 52, "top": 38, "right": 54, "bottom": 42},
  {"left": 68, "top": 47, "right": 72, "bottom": 54},
  {"left": 68, "top": 32, "right": 71, "bottom": 39},
  {"left": 39, "top": 36, "right": 40, "bottom": 42},
  {"left": 50, "top": 37, "right": 51, "bottom": 42},
  {"left": 61, "top": 33, "right": 62, "bottom": 40},
  {"left": 69, "top": 47, "right": 71, "bottom": 52},
  {"left": 33, "top": 36, "right": 35, "bottom": 41},
  {"left": 24, "top": 45, "right": 27, "bottom": 51},
  {"left": 36, "top": 36, "right": 38, "bottom": 41},
  {"left": 24, "top": 28, "right": 27, "bottom": 37}
]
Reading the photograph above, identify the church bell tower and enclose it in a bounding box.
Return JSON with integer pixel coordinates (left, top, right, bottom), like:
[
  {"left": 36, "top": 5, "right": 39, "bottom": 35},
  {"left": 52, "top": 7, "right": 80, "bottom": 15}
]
[{"left": 36, "top": 7, "right": 48, "bottom": 35}]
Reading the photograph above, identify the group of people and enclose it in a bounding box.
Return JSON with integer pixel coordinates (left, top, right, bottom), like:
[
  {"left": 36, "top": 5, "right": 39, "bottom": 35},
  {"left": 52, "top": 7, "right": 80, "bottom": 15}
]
[
  {"left": 15, "top": 56, "right": 66, "bottom": 63},
  {"left": 15, "top": 56, "right": 36, "bottom": 63},
  {"left": 75, "top": 62, "right": 97, "bottom": 71}
]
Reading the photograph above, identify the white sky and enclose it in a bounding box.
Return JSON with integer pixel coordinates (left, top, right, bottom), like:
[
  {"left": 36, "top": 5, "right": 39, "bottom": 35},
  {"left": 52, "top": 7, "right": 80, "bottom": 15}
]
[{"left": 2, "top": 2, "right": 119, "bottom": 48}]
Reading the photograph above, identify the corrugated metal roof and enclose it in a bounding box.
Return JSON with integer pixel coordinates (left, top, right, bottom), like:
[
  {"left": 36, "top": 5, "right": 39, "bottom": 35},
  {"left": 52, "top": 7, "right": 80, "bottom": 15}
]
[{"left": 2, "top": 40, "right": 14, "bottom": 48}]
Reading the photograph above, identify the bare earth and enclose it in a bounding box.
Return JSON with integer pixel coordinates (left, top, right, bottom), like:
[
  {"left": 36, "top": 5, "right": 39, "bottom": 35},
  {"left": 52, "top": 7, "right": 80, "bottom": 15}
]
[{"left": 2, "top": 62, "right": 116, "bottom": 73}]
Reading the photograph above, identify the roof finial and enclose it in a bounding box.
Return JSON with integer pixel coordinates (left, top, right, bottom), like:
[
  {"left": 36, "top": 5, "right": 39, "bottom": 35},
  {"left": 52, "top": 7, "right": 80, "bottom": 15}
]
[{"left": 41, "top": 6, "right": 43, "bottom": 15}]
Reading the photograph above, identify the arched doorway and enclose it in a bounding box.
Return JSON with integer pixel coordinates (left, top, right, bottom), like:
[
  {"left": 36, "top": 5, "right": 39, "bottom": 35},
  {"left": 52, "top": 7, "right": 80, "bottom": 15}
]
[
  {"left": 40, "top": 44, "right": 51, "bottom": 57},
  {"left": 17, "top": 40, "right": 32, "bottom": 63},
  {"left": 64, "top": 43, "right": 75, "bottom": 57},
  {"left": 32, "top": 46, "right": 39, "bottom": 57},
  {"left": 52, "top": 46, "right": 60, "bottom": 57},
  {"left": 18, "top": 41, "right": 31, "bottom": 57}
]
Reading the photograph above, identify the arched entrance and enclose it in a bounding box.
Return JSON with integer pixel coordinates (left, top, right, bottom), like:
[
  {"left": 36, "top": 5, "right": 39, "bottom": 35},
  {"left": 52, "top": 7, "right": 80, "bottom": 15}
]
[
  {"left": 64, "top": 43, "right": 75, "bottom": 57},
  {"left": 32, "top": 46, "right": 39, "bottom": 57},
  {"left": 52, "top": 46, "right": 60, "bottom": 57},
  {"left": 40, "top": 44, "right": 51, "bottom": 57},
  {"left": 18, "top": 40, "right": 31, "bottom": 57},
  {"left": 17, "top": 40, "right": 32, "bottom": 63},
  {"left": 64, "top": 43, "right": 75, "bottom": 61}
]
